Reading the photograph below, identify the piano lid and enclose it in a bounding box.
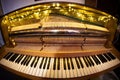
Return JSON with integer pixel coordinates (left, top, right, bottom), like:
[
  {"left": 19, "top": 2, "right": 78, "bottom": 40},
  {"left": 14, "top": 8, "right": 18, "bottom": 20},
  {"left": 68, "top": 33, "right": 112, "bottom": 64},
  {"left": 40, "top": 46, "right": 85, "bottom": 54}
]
[{"left": 0, "top": 0, "right": 85, "bottom": 14}]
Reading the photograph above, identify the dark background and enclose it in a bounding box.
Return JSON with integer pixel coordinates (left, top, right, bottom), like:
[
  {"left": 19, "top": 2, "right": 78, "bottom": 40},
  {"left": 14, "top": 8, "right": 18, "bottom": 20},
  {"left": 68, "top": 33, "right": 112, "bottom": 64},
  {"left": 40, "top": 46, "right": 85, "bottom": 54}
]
[{"left": 97, "top": 0, "right": 120, "bottom": 24}]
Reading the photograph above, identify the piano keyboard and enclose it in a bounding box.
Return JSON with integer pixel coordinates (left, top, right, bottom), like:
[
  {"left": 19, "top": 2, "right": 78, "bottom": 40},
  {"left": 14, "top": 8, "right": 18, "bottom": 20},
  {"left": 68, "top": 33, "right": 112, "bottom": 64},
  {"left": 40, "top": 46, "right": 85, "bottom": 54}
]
[{"left": 0, "top": 52, "right": 120, "bottom": 78}]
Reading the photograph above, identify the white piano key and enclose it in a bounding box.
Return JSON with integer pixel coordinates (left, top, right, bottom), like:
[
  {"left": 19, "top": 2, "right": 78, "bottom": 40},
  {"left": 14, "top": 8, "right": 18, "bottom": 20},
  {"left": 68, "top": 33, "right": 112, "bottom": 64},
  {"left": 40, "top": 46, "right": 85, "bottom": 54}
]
[
  {"left": 29, "top": 66, "right": 35, "bottom": 75},
  {"left": 72, "top": 58, "right": 79, "bottom": 77},
  {"left": 54, "top": 58, "right": 58, "bottom": 78},
  {"left": 58, "top": 58, "right": 62, "bottom": 78},
  {"left": 38, "top": 57, "right": 46, "bottom": 77},
  {"left": 65, "top": 58, "right": 70, "bottom": 78},
  {"left": 68, "top": 58, "right": 74, "bottom": 78},
  {"left": 102, "top": 55, "right": 112, "bottom": 69},
  {"left": 1, "top": 59, "right": 12, "bottom": 69},
  {"left": 0, "top": 59, "right": 9, "bottom": 66},
  {"left": 20, "top": 56, "right": 30, "bottom": 73},
  {"left": 61, "top": 58, "right": 66, "bottom": 78},
  {"left": 0, "top": 59, "right": 4, "bottom": 64},
  {"left": 80, "top": 57, "right": 90, "bottom": 76},
  {"left": 11, "top": 54, "right": 21, "bottom": 70},
  {"left": 84, "top": 57, "right": 95, "bottom": 74},
  {"left": 42, "top": 57, "right": 49, "bottom": 77},
  {"left": 76, "top": 57, "right": 84, "bottom": 77},
  {"left": 4, "top": 53, "right": 15, "bottom": 69},
  {"left": 29, "top": 56, "right": 37, "bottom": 75},
  {"left": 19, "top": 56, "right": 30, "bottom": 72},
  {"left": 24, "top": 56, "right": 34, "bottom": 74},
  {"left": 45, "top": 58, "right": 51, "bottom": 78},
  {"left": 49, "top": 58, "right": 54, "bottom": 78},
  {"left": 95, "top": 55, "right": 107, "bottom": 71},
  {"left": 115, "top": 59, "right": 120, "bottom": 65},
  {"left": 57, "top": 58, "right": 62, "bottom": 78},
  {"left": 31, "top": 56, "right": 39, "bottom": 75},
  {"left": 17, "top": 55, "right": 26, "bottom": 71},
  {"left": 35, "top": 57, "right": 42, "bottom": 76},
  {"left": 89, "top": 56, "right": 100, "bottom": 72}
]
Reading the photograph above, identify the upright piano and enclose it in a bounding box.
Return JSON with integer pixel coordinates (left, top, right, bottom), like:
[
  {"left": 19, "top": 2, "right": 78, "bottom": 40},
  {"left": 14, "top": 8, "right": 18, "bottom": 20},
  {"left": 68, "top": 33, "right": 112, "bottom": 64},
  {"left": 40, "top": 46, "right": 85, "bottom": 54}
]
[{"left": 0, "top": 0, "right": 120, "bottom": 80}]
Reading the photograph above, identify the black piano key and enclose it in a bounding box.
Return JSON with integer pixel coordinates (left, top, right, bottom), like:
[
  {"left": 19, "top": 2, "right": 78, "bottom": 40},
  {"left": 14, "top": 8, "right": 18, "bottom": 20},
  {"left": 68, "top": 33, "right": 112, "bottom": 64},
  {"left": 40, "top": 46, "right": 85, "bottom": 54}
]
[
  {"left": 91, "top": 56, "right": 97, "bottom": 64},
  {"left": 94, "top": 55, "right": 101, "bottom": 64},
  {"left": 23, "top": 56, "right": 30, "bottom": 65},
  {"left": 91, "top": 56, "right": 99, "bottom": 65},
  {"left": 39, "top": 57, "right": 44, "bottom": 69},
  {"left": 83, "top": 56, "right": 89, "bottom": 67},
  {"left": 97, "top": 54, "right": 107, "bottom": 63},
  {"left": 47, "top": 57, "right": 51, "bottom": 69},
  {"left": 57, "top": 58, "right": 60, "bottom": 70},
  {"left": 12, "top": 54, "right": 19, "bottom": 62},
  {"left": 101, "top": 54, "right": 108, "bottom": 62},
  {"left": 3, "top": 53, "right": 8, "bottom": 59},
  {"left": 31, "top": 56, "right": 37, "bottom": 67},
  {"left": 8, "top": 53, "right": 15, "bottom": 61},
  {"left": 53, "top": 58, "right": 56, "bottom": 70},
  {"left": 107, "top": 52, "right": 116, "bottom": 59},
  {"left": 70, "top": 58, "right": 74, "bottom": 69},
  {"left": 18, "top": 55, "right": 24, "bottom": 63},
  {"left": 25, "top": 55, "right": 31, "bottom": 65},
  {"left": 14, "top": 54, "right": 20, "bottom": 62},
  {"left": 9, "top": 54, "right": 16, "bottom": 61},
  {"left": 96, "top": 55, "right": 103, "bottom": 63},
  {"left": 43, "top": 58, "right": 48, "bottom": 69},
  {"left": 85, "top": 56, "right": 92, "bottom": 66},
  {"left": 34, "top": 57, "right": 40, "bottom": 68},
  {"left": 21, "top": 55, "right": 28, "bottom": 65},
  {"left": 75, "top": 57, "right": 80, "bottom": 69},
  {"left": 15, "top": 55, "right": 23, "bottom": 63},
  {"left": 21, "top": 55, "right": 27, "bottom": 65},
  {"left": 5, "top": 52, "right": 13, "bottom": 60},
  {"left": 67, "top": 58, "right": 70, "bottom": 70},
  {"left": 26, "top": 56, "right": 32, "bottom": 66},
  {"left": 3, "top": 52, "right": 11, "bottom": 58},
  {"left": 88, "top": 56, "right": 94, "bottom": 66},
  {"left": 63, "top": 58, "right": 66, "bottom": 70},
  {"left": 24, "top": 55, "right": 30, "bottom": 65},
  {"left": 15, "top": 55, "right": 21, "bottom": 63},
  {"left": 103, "top": 53, "right": 111, "bottom": 61},
  {"left": 32, "top": 56, "right": 38, "bottom": 67},
  {"left": 84, "top": 56, "right": 91, "bottom": 66},
  {"left": 78, "top": 57, "right": 84, "bottom": 68},
  {"left": 20, "top": 55, "right": 25, "bottom": 64},
  {"left": 102, "top": 54, "right": 108, "bottom": 62}
]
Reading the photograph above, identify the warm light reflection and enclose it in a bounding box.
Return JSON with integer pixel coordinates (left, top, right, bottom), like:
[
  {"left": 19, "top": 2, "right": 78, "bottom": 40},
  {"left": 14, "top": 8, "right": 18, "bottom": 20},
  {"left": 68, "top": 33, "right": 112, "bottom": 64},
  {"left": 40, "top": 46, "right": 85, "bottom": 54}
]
[
  {"left": 67, "top": 30, "right": 80, "bottom": 33},
  {"left": 0, "top": 2, "right": 117, "bottom": 48},
  {"left": 1, "top": 2, "right": 117, "bottom": 32}
]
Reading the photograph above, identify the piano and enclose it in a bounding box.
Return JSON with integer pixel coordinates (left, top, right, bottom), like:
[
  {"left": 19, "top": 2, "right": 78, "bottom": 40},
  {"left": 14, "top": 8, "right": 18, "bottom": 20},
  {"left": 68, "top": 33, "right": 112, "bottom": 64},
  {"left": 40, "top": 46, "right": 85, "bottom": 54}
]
[{"left": 0, "top": 1, "right": 120, "bottom": 80}]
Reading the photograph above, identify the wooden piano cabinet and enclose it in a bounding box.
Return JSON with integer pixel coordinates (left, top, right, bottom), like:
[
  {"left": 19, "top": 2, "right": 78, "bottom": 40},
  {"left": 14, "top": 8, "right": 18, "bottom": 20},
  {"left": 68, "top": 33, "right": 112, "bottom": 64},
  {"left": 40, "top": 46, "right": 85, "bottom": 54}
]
[{"left": 0, "top": 1, "right": 120, "bottom": 80}]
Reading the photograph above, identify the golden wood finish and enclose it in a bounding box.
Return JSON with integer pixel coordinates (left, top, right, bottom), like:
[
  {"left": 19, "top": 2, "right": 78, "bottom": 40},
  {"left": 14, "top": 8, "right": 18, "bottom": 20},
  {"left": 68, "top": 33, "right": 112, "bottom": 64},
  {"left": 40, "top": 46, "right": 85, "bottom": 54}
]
[
  {"left": 0, "top": 2, "right": 117, "bottom": 47},
  {"left": 4, "top": 44, "right": 112, "bottom": 57}
]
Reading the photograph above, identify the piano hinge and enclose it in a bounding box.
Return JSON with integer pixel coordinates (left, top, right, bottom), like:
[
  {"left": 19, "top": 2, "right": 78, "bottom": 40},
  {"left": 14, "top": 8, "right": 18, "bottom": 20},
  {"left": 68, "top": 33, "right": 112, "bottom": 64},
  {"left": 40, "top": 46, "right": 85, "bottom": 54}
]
[{"left": 40, "top": 36, "right": 45, "bottom": 51}]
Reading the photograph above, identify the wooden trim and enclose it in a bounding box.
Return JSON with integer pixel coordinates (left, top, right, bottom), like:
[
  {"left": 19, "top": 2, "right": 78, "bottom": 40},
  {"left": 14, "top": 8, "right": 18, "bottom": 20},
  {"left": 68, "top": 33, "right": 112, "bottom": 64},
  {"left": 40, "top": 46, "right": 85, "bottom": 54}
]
[{"left": 5, "top": 46, "right": 112, "bottom": 57}]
